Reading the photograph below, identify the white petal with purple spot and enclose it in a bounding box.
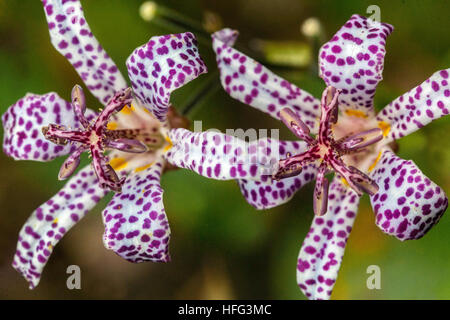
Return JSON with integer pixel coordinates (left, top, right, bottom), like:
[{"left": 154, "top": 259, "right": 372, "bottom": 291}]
[
  {"left": 319, "top": 14, "right": 393, "bottom": 116},
  {"left": 297, "top": 178, "right": 360, "bottom": 300},
  {"left": 102, "top": 157, "right": 170, "bottom": 263},
  {"left": 126, "top": 32, "right": 207, "bottom": 121},
  {"left": 166, "top": 128, "right": 289, "bottom": 180},
  {"left": 2, "top": 92, "right": 94, "bottom": 161},
  {"left": 238, "top": 140, "right": 316, "bottom": 209},
  {"left": 377, "top": 69, "right": 450, "bottom": 143},
  {"left": 42, "top": 0, "right": 127, "bottom": 105},
  {"left": 369, "top": 148, "right": 448, "bottom": 240},
  {"left": 212, "top": 28, "right": 321, "bottom": 131},
  {"left": 12, "top": 165, "right": 107, "bottom": 289}
]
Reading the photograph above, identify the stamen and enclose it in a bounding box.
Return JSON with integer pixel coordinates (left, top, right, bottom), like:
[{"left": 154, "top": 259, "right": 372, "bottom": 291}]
[
  {"left": 330, "top": 158, "right": 379, "bottom": 196},
  {"left": 274, "top": 86, "right": 381, "bottom": 215},
  {"left": 337, "top": 128, "right": 383, "bottom": 153},
  {"left": 273, "top": 146, "right": 321, "bottom": 180},
  {"left": 280, "top": 108, "right": 315, "bottom": 145},
  {"left": 313, "top": 165, "right": 329, "bottom": 216},
  {"left": 106, "top": 138, "right": 149, "bottom": 153},
  {"left": 42, "top": 125, "right": 69, "bottom": 145},
  {"left": 71, "top": 84, "right": 89, "bottom": 128},
  {"left": 93, "top": 87, "right": 133, "bottom": 134},
  {"left": 58, "top": 146, "right": 85, "bottom": 180},
  {"left": 43, "top": 124, "right": 89, "bottom": 144},
  {"left": 321, "top": 86, "right": 339, "bottom": 124},
  {"left": 42, "top": 85, "right": 145, "bottom": 192}
]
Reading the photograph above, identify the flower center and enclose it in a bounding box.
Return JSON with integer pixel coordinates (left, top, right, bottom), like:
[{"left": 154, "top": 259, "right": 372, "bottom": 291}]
[
  {"left": 42, "top": 85, "right": 157, "bottom": 192},
  {"left": 273, "top": 86, "right": 383, "bottom": 216}
]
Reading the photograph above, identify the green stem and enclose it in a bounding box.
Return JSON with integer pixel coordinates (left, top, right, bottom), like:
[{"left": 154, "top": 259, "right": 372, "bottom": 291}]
[{"left": 182, "top": 69, "right": 220, "bottom": 116}]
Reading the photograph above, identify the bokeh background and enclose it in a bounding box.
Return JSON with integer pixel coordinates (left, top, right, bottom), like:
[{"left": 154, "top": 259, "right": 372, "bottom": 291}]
[{"left": 1, "top": 0, "right": 449, "bottom": 299}]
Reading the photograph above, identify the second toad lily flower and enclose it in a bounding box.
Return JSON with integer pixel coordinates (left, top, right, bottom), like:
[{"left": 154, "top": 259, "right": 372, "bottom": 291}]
[
  {"left": 275, "top": 86, "right": 381, "bottom": 216},
  {"left": 2, "top": 0, "right": 206, "bottom": 289},
  {"left": 210, "top": 15, "right": 449, "bottom": 299}
]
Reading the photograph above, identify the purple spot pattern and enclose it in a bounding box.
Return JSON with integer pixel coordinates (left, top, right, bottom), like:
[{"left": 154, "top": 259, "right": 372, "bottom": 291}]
[
  {"left": 126, "top": 32, "right": 207, "bottom": 121},
  {"left": 319, "top": 14, "right": 393, "bottom": 115},
  {"left": 297, "top": 178, "right": 359, "bottom": 300},
  {"left": 377, "top": 68, "right": 450, "bottom": 143},
  {"left": 5, "top": 1, "right": 210, "bottom": 290},
  {"left": 2, "top": 92, "right": 95, "bottom": 161},
  {"left": 369, "top": 148, "right": 448, "bottom": 240},
  {"left": 238, "top": 140, "right": 317, "bottom": 209},
  {"left": 12, "top": 165, "right": 107, "bottom": 289},
  {"left": 211, "top": 16, "right": 450, "bottom": 300},
  {"left": 42, "top": 0, "right": 127, "bottom": 105},
  {"left": 102, "top": 158, "right": 170, "bottom": 263},
  {"left": 166, "top": 128, "right": 301, "bottom": 180},
  {"left": 212, "top": 29, "right": 321, "bottom": 132}
]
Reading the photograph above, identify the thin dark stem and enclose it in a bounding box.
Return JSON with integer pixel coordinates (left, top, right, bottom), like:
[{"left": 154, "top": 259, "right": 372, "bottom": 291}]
[
  {"left": 182, "top": 69, "right": 220, "bottom": 116},
  {"left": 151, "top": 14, "right": 211, "bottom": 47}
]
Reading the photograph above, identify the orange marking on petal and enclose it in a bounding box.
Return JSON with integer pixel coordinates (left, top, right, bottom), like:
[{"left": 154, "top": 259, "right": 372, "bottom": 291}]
[
  {"left": 134, "top": 162, "right": 154, "bottom": 173},
  {"left": 344, "top": 109, "right": 368, "bottom": 118},
  {"left": 341, "top": 178, "right": 349, "bottom": 187},
  {"left": 377, "top": 121, "right": 391, "bottom": 137},
  {"left": 163, "top": 135, "right": 173, "bottom": 152},
  {"left": 368, "top": 151, "right": 383, "bottom": 172},
  {"left": 107, "top": 122, "right": 118, "bottom": 130},
  {"left": 109, "top": 157, "right": 128, "bottom": 171},
  {"left": 120, "top": 104, "right": 135, "bottom": 115}
]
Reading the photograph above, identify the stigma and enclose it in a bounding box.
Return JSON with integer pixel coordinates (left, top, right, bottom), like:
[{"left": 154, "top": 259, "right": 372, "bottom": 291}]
[
  {"left": 274, "top": 86, "right": 383, "bottom": 216},
  {"left": 42, "top": 85, "right": 150, "bottom": 192}
]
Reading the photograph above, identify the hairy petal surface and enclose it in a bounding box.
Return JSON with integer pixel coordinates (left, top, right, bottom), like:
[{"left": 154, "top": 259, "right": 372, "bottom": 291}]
[
  {"left": 297, "top": 178, "right": 360, "bottom": 300},
  {"left": 369, "top": 148, "right": 448, "bottom": 240},
  {"left": 238, "top": 141, "right": 316, "bottom": 209},
  {"left": 166, "top": 128, "right": 291, "bottom": 180},
  {"left": 212, "top": 28, "right": 321, "bottom": 131},
  {"left": 2, "top": 92, "right": 94, "bottom": 161},
  {"left": 127, "top": 32, "right": 207, "bottom": 121},
  {"left": 12, "top": 165, "right": 107, "bottom": 289},
  {"left": 102, "top": 157, "right": 170, "bottom": 263},
  {"left": 42, "top": 0, "right": 127, "bottom": 105},
  {"left": 319, "top": 14, "right": 393, "bottom": 116},
  {"left": 376, "top": 69, "right": 450, "bottom": 143}
]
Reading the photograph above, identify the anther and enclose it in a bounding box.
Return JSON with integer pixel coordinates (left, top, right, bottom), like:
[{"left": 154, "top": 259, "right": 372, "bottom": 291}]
[
  {"left": 337, "top": 128, "right": 383, "bottom": 153},
  {"left": 274, "top": 86, "right": 381, "bottom": 215}
]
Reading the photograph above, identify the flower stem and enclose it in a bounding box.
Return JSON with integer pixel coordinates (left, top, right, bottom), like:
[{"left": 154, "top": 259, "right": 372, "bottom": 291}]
[
  {"left": 142, "top": 2, "right": 212, "bottom": 47},
  {"left": 181, "top": 69, "right": 220, "bottom": 116}
]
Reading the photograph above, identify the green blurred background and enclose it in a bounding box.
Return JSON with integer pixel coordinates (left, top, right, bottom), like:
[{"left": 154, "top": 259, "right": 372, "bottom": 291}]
[{"left": 0, "top": 0, "right": 449, "bottom": 299}]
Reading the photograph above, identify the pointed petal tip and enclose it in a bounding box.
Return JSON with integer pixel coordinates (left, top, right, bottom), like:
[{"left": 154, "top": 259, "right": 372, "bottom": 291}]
[
  {"left": 313, "top": 178, "right": 329, "bottom": 216},
  {"left": 127, "top": 33, "right": 207, "bottom": 121},
  {"left": 297, "top": 178, "right": 360, "bottom": 300},
  {"left": 370, "top": 149, "right": 448, "bottom": 240},
  {"left": 212, "top": 28, "right": 239, "bottom": 46}
]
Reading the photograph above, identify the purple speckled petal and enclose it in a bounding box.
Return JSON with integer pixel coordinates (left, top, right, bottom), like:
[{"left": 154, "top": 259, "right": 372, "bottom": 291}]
[
  {"left": 102, "top": 157, "right": 170, "bottom": 263},
  {"left": 2, "top": 92, "right": 94, "bottom": 161},
  {"left": 297, "top": 178, "right": 360, "bottom": 300},
  {"left": 238, "top": 141, "right": 316, "bottom": 209},
  {"left": 126, "top": 32, "right": 207, "bottom": 121},
  {"left": 165, "top": 128, "right": 287, "bottom": 180},
  {"left": 12, "top": 165, "right": 108, "bottom": 289},
  {"left": 42, "top": 0, "right": 127, "bottom": 105},
  {"left": 369, "top": 148, "right": 448, "bottom": 240},
  {"left": 212, "top": 28, "right": 321, "bottom": 131},
  {"left": 319, "top": 14, "right": 393, "bottom": 116},
  {"left": 376, "top": 69, "right": 450, "bottom": 143}
]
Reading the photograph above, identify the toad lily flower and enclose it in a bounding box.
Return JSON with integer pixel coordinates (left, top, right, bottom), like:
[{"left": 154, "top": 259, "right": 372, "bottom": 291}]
[
  {"left": 275, "top": 86, "right": 381, "bottom": 216},
  {"left": 209, "top": 15, "right": 449, "bottom": 299},
  {"left": 2, "top": 0, "right": 206, "bottom": 289}
]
